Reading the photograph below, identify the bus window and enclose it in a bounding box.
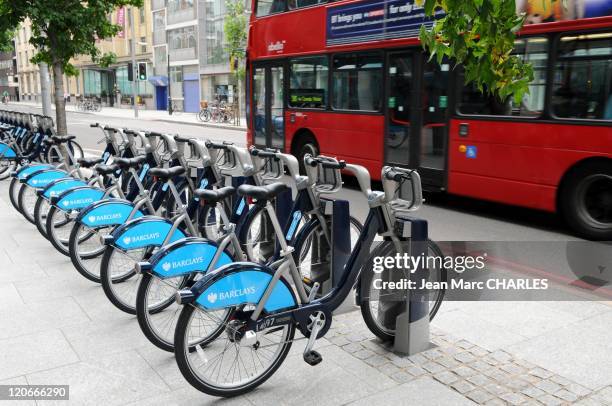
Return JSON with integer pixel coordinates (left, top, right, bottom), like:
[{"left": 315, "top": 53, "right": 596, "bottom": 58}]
[
  {"left": 458, "top": 37, "right": 548, "bottom": 117},
  {"left": 332, "top": 53, "right": 383, "bottom": 112},
  {"left": 552, "top": 32, "right": 612, "bottom": 121},
  {"left": 288, "top": 0, "right": 326, "bottom": 10},
  {"left": 289, "top": 56, "right": 328, "bottom": 109},
  {"left": 256, "top": 0, "right": 285, "bottom": 16}
]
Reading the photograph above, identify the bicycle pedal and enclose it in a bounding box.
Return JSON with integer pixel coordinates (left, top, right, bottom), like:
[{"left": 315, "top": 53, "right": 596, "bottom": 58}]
[{"left": 303, "top": 350, "right": 322, "bottom": 366}]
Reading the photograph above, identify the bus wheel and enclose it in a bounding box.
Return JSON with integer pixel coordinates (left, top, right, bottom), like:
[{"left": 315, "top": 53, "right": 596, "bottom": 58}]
[
  {"left": 293, "top": 134, "right": 319, "bottom": 174},
  {"left": 560, "top": 161, "right": 612, "bottom": 240}
]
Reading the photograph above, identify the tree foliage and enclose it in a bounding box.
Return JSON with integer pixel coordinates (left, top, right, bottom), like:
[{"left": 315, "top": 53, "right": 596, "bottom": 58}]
[
  {"left": 0, "top": 0, "right": 142, "bottom": 134},
  {"left": 0, "top": 0, "right": 141, "bottom": 73},
  {"left": 224, "top": 0, "right": 248, "bottom": 81},
  {"left": 418, "top": 0, "right": 535, "bottom": 103}
]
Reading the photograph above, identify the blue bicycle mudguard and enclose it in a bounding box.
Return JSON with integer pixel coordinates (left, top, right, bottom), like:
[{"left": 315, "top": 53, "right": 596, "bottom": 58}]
[
  {"left": 53, "top": 186, "right": 105, "bottom": 211},
  {"left": 0, "top": 142, "right": 17, "bottom": 159},
  {"left": 77, "top": 199, "right": 144, "bottom": 228},
  {"left": 24, "top": 169, "right": 68, "bottom": 188},
  {"left": 109, "top": 216, "right": 187, "bottom": 250},
  {"left": 14, "top": 164, "right": 53, "bottom": 179},
  {"left": 192, "top": 264, "right": 297, "bottom": 313},
  {"left": 41, "top": 178, "right": 88, "bottom": 199},
  {"left": 147, "top": 237, "right": 233, "bottom": 279}
]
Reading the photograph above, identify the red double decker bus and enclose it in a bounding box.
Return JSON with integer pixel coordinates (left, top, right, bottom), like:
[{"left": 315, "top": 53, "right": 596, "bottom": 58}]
[{"left": 245, "top": 0, "right": 612, "bottom": 240}]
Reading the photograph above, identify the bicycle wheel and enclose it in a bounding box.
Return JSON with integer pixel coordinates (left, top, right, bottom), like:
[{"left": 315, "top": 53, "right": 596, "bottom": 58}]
[
  {"left": 68, "top": 140, "right": 84, "bottom": 161},
  {"left": 45, "top": 206, "right": 75, "bottom": 256},
  {"left": 34, "top": 195, "right": 51, "bottom": 239},
  {"left": 359, "top": 239, "right": 447, "bottom": 342},
  {"left": 18, "top": 184, "right": 39, "bottom": 224},
  {"left": 45, "top": 145, "right": 62, "bottom": 164},
  {"left": 292, "top": 215, "right": 363, "bottom": 288},
  {"left": 0, "top": 160, "right": 15, "bottom": 180},
  {"left": 68, "top": 222, "right": 112, "bottom": 283},
  {"left": 239, "top": 204, "right": 280, "bottom": 264},
  {"left": 199, "top": 204, "right": 225, "bottom": 241},
  {"left": 174, "top": 303, "right": 294, "bottom": 397},
  {"left": 9, "top": 177, "right": 23, "bottom": 213},
  {"left": 136, "top": 273, "right": 197, "bottom": 352},
  {"left": 100, "top": 245, "right": 148, "bottom": 314}
]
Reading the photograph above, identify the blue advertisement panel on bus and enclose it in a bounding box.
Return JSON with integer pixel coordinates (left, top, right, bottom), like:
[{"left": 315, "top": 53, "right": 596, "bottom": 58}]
[
  {"left": 326, "top": 0, "right": 444, "bottom": 46},
  {"left": 326, "top": 0, "right": 612, "bottom": 46}
]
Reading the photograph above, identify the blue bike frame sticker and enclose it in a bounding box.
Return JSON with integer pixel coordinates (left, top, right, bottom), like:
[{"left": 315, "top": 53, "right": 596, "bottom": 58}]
[
  {"left": 236, "top": 198, "right": 246, "bottom": 215},
  {"left": 17, "top": 164, "right": 52, "bottom": 179},
  {"left": 56, "top": 188, "right": 105, "bottom": 210},
  {"left": 194, "top": 178, "right": 209, "bottom": 202},
  {"left": 197, "top": 270, "right": 296, "bottom": 312},
  {"left": 43, "top": 179, "right": 87, "bottom": 199},
  {"left": 102, "top": 151, "right": 110, "bottom": 164},
  {"left": 0, "top": 143, "right": 17, "bottom": 158},
  {"left": 152, "top": 242, "right": 232, "bottom": 278},
  {"left": 115, "top": 220, "right": 186, "bottom": 250},
  {"left": 81, "top": 202, "right": 143, "bottom": 227},
  {"left": 139, "top": 163, "right": 150, "bottom": 181},
  {"left": 26, "top": 170, "right": 68, "bottom": 188},
  {"left": 286, "top": 211, "right": 302, "bottom": 240}
]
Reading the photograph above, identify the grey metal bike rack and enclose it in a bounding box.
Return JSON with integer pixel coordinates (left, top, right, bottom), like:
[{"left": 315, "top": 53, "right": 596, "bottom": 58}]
[{"left": 393, "top": 215, "right": 431, "bottom": 355}]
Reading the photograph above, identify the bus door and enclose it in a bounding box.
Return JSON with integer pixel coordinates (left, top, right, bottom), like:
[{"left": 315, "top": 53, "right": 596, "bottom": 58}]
[
  {"left": 252, "top": 62, "right": 285, "bottom": 149},
  {"left": 418, "top": 58, "right": 450, "bottom": 189},
  {"left": 384, "top": 51, "right": 450, "bottom": 189}
]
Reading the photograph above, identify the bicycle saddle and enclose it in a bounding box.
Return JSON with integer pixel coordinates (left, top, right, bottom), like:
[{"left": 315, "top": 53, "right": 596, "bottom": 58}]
[
  {"left": 194, "top": 186, "right": 235, "bottom": 204},
  {"left": 50, "top": 135, "right": 77, "bottom": 144},
  {"left": 114, "top": 156, "right": 147, "bottom": 169},
  {"left": 149, "top": 166, "right": 186, "bottom": 180},
  {"left": 94, "top": 163, "right": 120, "bottom": 176},
  {"left": 237, "top": 183, "right": 288, "bottom": 201},
  {"left": 77, "top": 157, "right": 104, "bottom": 168}
]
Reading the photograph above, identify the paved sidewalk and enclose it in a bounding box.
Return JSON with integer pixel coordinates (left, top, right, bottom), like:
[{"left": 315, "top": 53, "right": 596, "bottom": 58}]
[
  {"left": 6, "top": 101, "right": 247, "bottom": 132},
  {"left": 0, "top": 179, "right": 611, "bottom": 405}
]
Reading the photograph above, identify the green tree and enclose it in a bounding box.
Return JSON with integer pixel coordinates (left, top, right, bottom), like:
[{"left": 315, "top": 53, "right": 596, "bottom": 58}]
[
  {"left": 0, "top": 0, "right": 142, "bottom": 135},
  {"left": 418, "top": 0, "right": 539, "bottom": 103},
  {"left": 224, "top": 0, "right": 248, "bottom": 123}
]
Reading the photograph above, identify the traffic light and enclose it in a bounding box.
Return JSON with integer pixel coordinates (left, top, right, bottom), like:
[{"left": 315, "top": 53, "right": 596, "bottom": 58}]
[
  {"left": 138, "top": 62, "right": 147, "bottom": 81},
  {"left": 127, "top": 62, "right": 133, "bottom": 81}
]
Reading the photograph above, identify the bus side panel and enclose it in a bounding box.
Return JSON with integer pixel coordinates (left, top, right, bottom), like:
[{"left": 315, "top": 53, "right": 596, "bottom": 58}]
[
  {"left": 447, "top": 119, "right": 612, "bottom": 212},
  {"left": 285, "top": 110, "right": 384, "bottom": 177}
]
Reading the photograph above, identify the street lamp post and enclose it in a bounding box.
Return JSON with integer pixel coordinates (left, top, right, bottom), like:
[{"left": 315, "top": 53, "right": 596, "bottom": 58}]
[{"left": 129, "top": 6, "right": 139, "bottom": 118}]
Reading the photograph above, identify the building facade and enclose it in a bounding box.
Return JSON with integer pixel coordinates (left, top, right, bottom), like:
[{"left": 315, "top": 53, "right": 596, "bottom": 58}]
[
  {"left": 14, "top": 22, "right": 40, "bottom": 102},
  {"left": 151, "top": 0, "right": 246, "bottom": 112},
  {"left": 75, "top": 4, "right": 155, "bottom": 109},
  {"left": 0, "top": 47, "right": 18, "bottom": 101}
]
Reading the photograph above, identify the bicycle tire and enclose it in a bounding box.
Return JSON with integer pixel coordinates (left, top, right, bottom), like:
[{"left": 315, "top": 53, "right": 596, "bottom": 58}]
[
  {"left": 238, "top": 204, "right": 277, "bottom": 264},
  {"left": 68, "top": 140, "right": 84, "bottom": 161},
  {"left": 136, "top": 272, "right": 197, "bottom": 352},
  {"left": 292, "top": 215, "right": 363, "bottom": 287},
  {"left": 68, "top": 221, "right": 111, "bottom": 283},
  {"left": 0, "top": 160, "right": 15, "bottom": 180},
  {"left": 100, "top": 245, "right": 148, "bottom": 314},
  {"left": 174, "top": 303, "right": 295, "bottom": 397},
  {"left": 45, "top": 206, "right": 73, "bottom": 256},
  {"left": 9, "top": 177, "right": 24, "bottom": 213},
  {"left": 33, "top": 195, "right": 51, "bottom": 239},
  {"left": 358, "top": 239, "right": 447, "bottom": 342},
  {"left": 18, "top": 184, "right": 39, "bottom": 224}
]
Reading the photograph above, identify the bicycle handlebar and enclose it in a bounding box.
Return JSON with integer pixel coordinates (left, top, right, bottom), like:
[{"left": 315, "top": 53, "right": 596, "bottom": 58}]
[
  {"left": 205, "top": 140, "right": 232, "bottom": 150},
  {"left": 304, "top": 156, "right": 346, "bottom": 170},
  {"left": 249, "top": 147, "right": 280, "bottom": 160}
]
